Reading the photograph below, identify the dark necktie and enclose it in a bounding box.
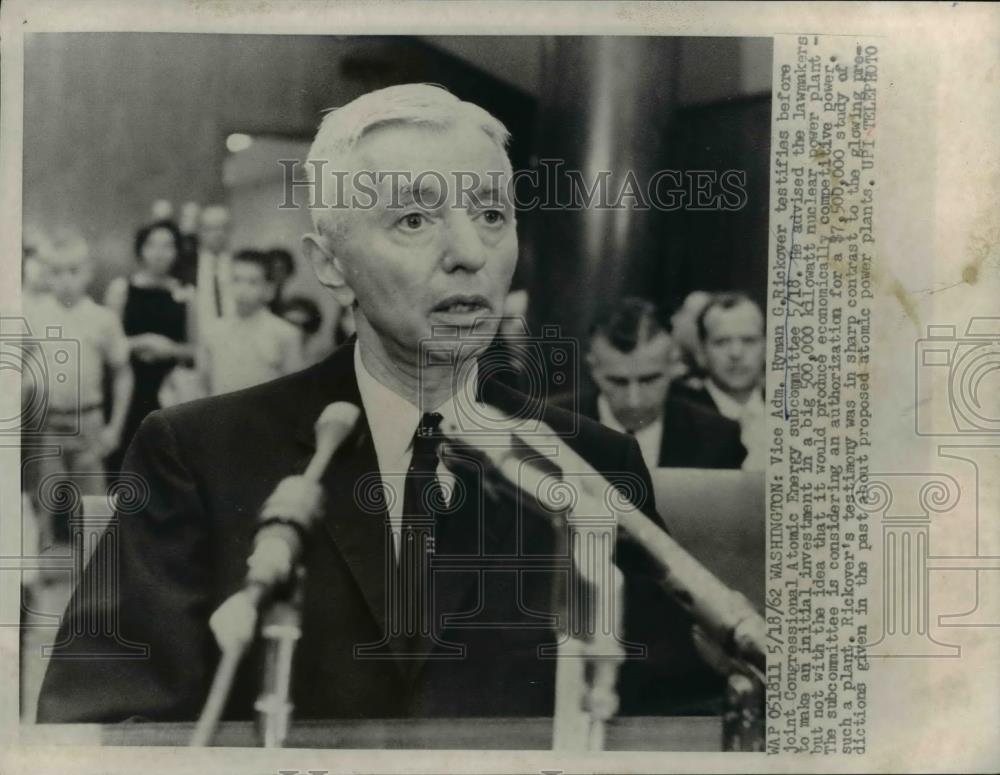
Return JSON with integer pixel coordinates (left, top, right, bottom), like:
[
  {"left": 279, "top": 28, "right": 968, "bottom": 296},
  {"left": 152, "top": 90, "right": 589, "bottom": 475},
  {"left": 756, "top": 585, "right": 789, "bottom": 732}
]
[
  {"left": 212, "top": 256, "right": 223, "bottom": 317},
  {"left": 396, "top": 412, "right": 444, "bottom": 652},
  {"left": 402, "top": 411, "right": 445, "bottom": 541}
]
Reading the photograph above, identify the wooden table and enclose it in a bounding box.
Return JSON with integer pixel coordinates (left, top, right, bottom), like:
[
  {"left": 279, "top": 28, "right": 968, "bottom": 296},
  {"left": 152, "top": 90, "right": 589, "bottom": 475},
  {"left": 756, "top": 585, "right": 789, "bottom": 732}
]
[{"left": 26, "top": 716, "right": 721, "bottom": 750}]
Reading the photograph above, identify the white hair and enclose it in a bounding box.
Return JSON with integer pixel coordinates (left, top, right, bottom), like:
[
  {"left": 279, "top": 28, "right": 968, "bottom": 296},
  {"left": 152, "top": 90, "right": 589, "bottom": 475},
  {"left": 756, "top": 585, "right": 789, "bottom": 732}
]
[{"left": 306, "top": 83, "right": 512, "bottom": 236}]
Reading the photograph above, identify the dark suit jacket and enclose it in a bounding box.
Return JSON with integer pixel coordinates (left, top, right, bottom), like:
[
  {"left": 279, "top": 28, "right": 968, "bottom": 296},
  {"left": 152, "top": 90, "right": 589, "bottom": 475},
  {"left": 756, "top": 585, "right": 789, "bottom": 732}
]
[
  {"left": 671, "top": 379, "right": 767, "bottom": 413},
  {"left": 668, "top": 380, "right": 717, "bottom": 413},
  {"left": 169, "top": 235, "right": 199, "bottom": 287},
  {"left": 576, "top": 389, "right": 747, "bottom": 469},
  {"left": 38, "top": 341, "right": 720, "bottom": 723}
]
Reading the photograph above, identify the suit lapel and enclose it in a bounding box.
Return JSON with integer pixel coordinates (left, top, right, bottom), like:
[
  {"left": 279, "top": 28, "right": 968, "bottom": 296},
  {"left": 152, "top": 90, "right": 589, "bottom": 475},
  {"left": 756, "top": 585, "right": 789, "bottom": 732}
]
[
  {"left": 658, "top": 399, "right": 671, "bottom": 467},
  {"left": 432, "top": 442, "right": 492, "bottom": 620},
  {"left": 659, "top": 395, "right": 699, "bottom": 467},
  {"left": 317, "top": 420, "right": 392, "bottom": 646}
]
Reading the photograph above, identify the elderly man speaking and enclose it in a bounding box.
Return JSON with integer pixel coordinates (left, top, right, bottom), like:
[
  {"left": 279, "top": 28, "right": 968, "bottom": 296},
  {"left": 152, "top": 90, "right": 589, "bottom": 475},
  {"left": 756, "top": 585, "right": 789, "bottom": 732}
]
[{"left": 38, "top": 85, "right": 716, "bottom": 725}]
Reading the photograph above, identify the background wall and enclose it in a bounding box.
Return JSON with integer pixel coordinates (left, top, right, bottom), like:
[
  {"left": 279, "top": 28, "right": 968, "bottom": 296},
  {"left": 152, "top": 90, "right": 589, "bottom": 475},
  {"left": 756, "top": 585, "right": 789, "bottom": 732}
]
[{"left": 23, "top": 33, "right": 536, "bottom": 292}]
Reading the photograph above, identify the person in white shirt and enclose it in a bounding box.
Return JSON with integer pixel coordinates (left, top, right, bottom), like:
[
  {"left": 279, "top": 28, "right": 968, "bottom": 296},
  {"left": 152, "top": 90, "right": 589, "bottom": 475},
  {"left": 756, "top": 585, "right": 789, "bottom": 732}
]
[
  {"left": 199, "top": 249, "right": 304, "bottom": 395},
  {"left": 690, "top": 293, "right": 767, "bottom": 470},
  {"left": 586, "top": 301, "right": 676, "bottom": 468},
  {"left": 22, "top": 232, "right": 133, "bottom": 549}
]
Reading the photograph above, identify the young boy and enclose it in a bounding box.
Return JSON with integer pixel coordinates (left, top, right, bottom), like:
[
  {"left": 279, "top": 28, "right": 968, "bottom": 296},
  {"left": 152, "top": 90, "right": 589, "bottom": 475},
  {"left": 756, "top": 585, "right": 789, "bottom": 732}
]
[
  {"left": 199, "top": 249, "right": 304, "bottom": 395},
  {"left": 23, "top": 232, "right": 133, "bottom": 549}
]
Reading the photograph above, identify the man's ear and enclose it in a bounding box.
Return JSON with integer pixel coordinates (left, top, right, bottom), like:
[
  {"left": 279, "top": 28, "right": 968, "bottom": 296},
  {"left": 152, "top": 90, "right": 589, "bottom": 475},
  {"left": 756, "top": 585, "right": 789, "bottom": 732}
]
[{"left": 302, "top": 232, "right": 356, "bottom": 307}]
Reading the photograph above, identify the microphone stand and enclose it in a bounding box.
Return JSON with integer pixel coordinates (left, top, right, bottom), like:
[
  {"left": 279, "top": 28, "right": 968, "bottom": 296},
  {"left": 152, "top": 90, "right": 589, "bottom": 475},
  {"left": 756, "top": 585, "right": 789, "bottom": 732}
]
[
  {"left": 441, "top": 439, "right": 625, "bottom": 751},
  {"left": 254, "top": 570, "right": 305, "bottom": 748},
  {"left": 551, "top": 512, "right": 625, "bottom": 751},
  {"left": 190, "top": 401, "right": 359, "bottom": 747}
]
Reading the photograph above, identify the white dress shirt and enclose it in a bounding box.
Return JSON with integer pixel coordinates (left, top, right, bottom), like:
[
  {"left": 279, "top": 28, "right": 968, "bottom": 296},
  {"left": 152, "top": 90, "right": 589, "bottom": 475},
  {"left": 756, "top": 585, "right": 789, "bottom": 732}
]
[
  {"left": 595, "top": 394, "right": 663, "bottom": 471},
  {"left": 705, "top": 380, "right": 767, "bottom": 471},
  {"left": 194, "top": 249, "right": 234, "bottom": 335},
  {"left": 354, "top": 344, "right": 476, "bottom": 558}
]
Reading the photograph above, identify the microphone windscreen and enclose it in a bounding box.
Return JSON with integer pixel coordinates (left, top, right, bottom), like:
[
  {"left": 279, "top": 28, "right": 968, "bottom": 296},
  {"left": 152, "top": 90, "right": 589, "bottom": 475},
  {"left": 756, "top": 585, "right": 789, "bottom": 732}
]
[
  {"left": 314, "top": 401, "right": 361, "bottom": 449},
  {"left": 302, "top": 401, "right": 361, "bottom": 482}
]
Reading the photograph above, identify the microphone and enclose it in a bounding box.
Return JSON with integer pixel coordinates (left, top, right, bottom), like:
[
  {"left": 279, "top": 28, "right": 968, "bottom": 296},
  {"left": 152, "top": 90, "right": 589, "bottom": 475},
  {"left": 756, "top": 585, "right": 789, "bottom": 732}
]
[
  {"left": 194, "top": 400, "right": 360, "bottom": 746},
  {"left": 440, "top": 408, "right": 766, "bottom": 673},
  {"left": 209, "top": 401, "right": 360, "bottom": 652},
  {"left": 247, "top": 401, "right": 362, "bottom": 592}
]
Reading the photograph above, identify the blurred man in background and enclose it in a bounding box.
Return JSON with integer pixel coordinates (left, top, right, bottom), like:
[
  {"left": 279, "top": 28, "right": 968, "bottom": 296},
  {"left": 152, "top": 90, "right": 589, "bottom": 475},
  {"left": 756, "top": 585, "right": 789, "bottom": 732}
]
[
  {"left": 171, "top": 200, "right": 202, "bottom": 286},
  {"left": 674, "top": 293, "right": 766, "bottom": 470},
  {"left": 194, "top": 204, "right": 234, "bottom": 333},
  {"left": 582, "top": 297, "right": 746, "bottom": 470}
]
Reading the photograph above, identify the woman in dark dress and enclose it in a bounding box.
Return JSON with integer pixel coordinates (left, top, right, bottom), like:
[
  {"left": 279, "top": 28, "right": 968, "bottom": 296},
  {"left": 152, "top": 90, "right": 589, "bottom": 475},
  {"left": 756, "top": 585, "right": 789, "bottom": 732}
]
[{"left": 105, "top": 220, "right": 195, "bottom": 474}]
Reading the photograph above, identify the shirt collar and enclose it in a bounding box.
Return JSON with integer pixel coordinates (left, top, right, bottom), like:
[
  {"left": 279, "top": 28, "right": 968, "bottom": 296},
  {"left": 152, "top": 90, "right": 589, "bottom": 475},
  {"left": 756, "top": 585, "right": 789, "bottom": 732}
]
[
  {"left": 595, "top": 393, "right": 663, "bottom": 469},
  {"left": 354, "top": 342, "right": 478, "bottom": 466},
  {"left": 705, "top": 378, "right": 764, "bottom": 421}
]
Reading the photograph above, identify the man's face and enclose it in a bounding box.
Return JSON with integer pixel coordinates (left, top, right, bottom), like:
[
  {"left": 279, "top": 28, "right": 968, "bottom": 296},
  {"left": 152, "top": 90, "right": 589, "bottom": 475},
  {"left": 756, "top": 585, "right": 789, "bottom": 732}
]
[
  {"left": 317, "top": 122, "right": 518, "bottom": 365},
  {"left": 45, "top": 250, "right": 91, "bottom": 305},
  {"left": 199, "top": 210, "right": 231, "bottom": 254},
  {"left": 587, "top": 332, "right": 674, "bottom": 432},
  {"left": 230, "top": 261, "right": 272, "bottom": 317},
  {"left": 179, "top": 202, "right": 201, "bottom": 235},
  {"left": 702, "top": 301, "right": 765, "bottom": 394}
]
